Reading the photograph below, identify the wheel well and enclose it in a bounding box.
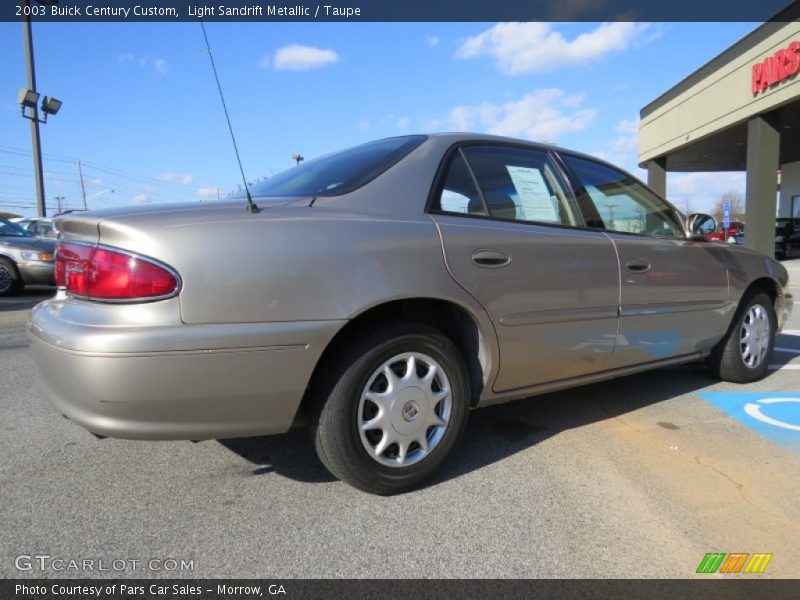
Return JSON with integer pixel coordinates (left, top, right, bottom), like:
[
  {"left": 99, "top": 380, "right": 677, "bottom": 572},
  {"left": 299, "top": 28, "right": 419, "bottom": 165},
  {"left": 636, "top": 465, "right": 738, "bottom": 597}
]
[
  {"left": 744, "top": 277, "right": 778, "bottom": 305},
  {"left": 294, "top": 298, "right": 489, "bottom": 426},
  {"left": 0, "top": 254, "right": 21, "bottom": 274}
]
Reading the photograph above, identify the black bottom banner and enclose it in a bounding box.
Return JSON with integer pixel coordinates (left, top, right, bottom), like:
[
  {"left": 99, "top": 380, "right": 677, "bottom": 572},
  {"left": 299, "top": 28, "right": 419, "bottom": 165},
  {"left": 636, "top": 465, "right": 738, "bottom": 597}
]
[{"left": 4, "top": 579, "right": 800, "bottom": 600}]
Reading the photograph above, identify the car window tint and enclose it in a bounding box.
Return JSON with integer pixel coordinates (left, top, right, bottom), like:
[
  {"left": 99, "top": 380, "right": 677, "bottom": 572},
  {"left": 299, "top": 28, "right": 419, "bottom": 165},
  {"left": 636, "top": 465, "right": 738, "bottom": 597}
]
[
  {"left": 461, "top": 146, "right": 579, "bottom": 226},
  {"left": 563, "top": 155, "right": 683, "bottom": 238},
  {"left": 0, "top": 218, "right": 30, "bottom": 237},
  {"left": 432, "top": 151, "right": 487, "bottom": 216},
  {"left": 245, "top": 135, "right": 427, "bottom": 198}
]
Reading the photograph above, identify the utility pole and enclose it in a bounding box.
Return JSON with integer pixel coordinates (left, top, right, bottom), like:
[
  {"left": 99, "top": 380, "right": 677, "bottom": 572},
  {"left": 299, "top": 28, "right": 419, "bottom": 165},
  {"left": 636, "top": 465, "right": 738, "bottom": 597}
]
[
  {"left": 77, "top": 160, "right": 87, "bottom": 210},
  {"left": 55, "top": 195, "right": 64, "bottom": 213},
  {"left": 22, "top": 0, "right": 47, "bottom": 218}
]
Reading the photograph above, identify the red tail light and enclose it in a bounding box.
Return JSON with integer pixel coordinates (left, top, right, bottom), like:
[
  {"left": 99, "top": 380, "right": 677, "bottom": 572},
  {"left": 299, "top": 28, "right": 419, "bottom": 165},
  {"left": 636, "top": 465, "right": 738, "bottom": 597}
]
[{"left": 55, "top": 242, "right": 180, "bottom": 301}]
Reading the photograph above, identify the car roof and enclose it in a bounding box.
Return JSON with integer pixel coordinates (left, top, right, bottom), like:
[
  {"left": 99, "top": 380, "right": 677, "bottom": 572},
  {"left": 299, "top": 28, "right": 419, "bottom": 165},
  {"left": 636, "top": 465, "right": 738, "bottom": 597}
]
[{"left": 424, "top": 132, "right": 600, "bottom": 163}]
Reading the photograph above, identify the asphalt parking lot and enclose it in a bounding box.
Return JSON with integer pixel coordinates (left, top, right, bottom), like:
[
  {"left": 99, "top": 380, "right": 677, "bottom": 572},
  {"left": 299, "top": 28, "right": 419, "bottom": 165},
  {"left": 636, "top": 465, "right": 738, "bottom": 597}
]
[{"left": 1, "top": 266, "right": 799, "bottom": 580}]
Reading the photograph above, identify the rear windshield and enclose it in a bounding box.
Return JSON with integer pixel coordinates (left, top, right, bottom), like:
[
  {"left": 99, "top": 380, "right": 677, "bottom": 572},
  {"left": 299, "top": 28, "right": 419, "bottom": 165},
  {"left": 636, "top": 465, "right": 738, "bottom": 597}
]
[{"left": 245, "top": 135, "right": 427, "bottom": 198}]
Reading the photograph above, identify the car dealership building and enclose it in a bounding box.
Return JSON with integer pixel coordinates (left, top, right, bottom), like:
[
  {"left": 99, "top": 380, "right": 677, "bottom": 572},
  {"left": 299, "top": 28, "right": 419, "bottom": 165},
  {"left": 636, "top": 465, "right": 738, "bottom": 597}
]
[{"left": 639, "top": 7, "right": 800, "bottom": 255}]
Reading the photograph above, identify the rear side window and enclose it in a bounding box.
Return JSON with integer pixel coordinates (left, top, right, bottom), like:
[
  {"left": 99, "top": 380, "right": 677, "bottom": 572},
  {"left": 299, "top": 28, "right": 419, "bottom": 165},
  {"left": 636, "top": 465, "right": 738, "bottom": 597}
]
[
  {"left": 432, "top": 151, "right": 487, "bottom": 216},
  {"left": 563, "top": 155, "right": 684, "bottom": 238},
  {"left": 461, "top": 146, "right": 580, "bottom": 226}
]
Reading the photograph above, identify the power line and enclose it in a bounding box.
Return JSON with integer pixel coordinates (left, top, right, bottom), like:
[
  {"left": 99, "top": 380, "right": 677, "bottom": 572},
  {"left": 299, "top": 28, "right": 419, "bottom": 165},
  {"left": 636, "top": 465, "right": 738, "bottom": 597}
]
[{"left": 0, "top": 146, "right": 202, "bottom": 190}]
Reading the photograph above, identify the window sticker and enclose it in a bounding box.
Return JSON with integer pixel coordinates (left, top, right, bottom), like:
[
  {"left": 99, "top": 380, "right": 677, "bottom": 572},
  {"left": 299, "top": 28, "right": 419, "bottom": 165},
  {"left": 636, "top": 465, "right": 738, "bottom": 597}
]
[{"left": 505, "top": 165, "right": 558, "bottom": 222}]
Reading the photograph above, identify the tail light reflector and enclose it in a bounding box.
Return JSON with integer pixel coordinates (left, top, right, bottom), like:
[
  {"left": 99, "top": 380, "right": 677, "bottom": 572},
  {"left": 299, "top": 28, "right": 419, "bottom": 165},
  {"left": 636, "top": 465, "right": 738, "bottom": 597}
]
[{"left": 55, "top": 242, "right": 180, "bottom": 301}]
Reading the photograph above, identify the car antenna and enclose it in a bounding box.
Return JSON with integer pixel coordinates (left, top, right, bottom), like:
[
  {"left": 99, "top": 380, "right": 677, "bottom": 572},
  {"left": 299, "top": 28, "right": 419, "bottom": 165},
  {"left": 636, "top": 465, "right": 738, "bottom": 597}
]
[{"left": 197, "top": 18, "right": 259, "bottom": 213}]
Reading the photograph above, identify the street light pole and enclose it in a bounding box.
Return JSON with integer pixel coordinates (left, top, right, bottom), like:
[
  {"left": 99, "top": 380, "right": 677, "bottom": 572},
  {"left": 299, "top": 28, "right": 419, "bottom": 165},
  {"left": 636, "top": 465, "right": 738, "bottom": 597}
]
[
  {"left": 77, "top": 160, "right": 87, "bottom": 210},
  {"left": 21, "top": 0, "right": 47, "bottom": 218}
]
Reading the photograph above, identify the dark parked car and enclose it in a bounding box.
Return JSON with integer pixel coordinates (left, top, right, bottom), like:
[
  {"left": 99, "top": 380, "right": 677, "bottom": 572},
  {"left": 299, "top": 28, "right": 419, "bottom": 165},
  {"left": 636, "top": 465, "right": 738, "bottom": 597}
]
[
  {"left": 775, "top": 217, "right": 800, "bottom": 259},
  {"left": 28, "top": 134, "right": 793, "bottom": 494},
  {"left": 0, "top": 217, "right": 56, "bottom": 296}
]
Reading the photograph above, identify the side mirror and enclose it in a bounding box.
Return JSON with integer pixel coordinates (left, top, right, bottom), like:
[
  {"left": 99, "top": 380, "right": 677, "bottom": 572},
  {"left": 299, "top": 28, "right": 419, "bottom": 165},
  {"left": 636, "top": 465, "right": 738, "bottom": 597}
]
[{"left": 687, "top": 213, "right": 717, "bottom": 237}]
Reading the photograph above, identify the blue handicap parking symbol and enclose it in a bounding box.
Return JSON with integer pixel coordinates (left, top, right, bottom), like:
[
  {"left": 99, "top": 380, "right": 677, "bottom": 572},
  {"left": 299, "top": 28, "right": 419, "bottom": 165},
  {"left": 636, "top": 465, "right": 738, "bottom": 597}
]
[{"left": 698, "top": 392, "right": 800, "bottom": 455}]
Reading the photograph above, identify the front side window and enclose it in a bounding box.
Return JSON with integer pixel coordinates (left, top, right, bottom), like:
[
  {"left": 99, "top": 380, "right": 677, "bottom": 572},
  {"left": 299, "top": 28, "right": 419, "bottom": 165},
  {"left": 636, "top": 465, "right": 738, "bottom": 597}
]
[
  {"left": 460, "top": 146, "right": 579, "bottom": 226},
  {"left": 563, "top": 155, "right": 684, "bottom": 238}
]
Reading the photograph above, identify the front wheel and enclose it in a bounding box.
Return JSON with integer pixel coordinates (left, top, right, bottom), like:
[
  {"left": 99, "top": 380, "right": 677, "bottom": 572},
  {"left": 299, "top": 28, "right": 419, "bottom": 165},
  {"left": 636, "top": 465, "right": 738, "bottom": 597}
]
[
  {"left": 707, "top": 291, "right": 776, "bottom": 383},
  {"left": 312, "top": 323, "right": 470, "bottom": 495},
  {"left": 0, "top": 258, "right": 24, "bottom": 297}
]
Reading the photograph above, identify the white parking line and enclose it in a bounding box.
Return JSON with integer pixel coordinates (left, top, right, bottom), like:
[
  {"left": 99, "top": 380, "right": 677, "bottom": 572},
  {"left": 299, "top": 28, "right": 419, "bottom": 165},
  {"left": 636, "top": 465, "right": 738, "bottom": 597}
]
[
  {"left": 769, "top": 364, "right": 800, "bottom": 370},
  {"left": 779, "top": 330, "right": 800, "bottom": 335}
]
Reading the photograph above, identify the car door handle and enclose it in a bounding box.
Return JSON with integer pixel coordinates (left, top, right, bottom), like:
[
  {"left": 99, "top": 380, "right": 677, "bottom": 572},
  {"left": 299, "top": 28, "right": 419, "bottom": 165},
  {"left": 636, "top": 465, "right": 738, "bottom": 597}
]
[
  {"left": 472, "top": 250, "right": 511, "bottom": 268},
  {"left": 626, "top": 258, "right": 651, "bottom": 273}
]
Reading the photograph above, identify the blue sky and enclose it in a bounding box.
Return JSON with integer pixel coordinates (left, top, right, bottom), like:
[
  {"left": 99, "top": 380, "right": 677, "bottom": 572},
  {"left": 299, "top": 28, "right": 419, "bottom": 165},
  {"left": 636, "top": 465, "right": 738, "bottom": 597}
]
[{"left": 0, "top": 21, "right": 757, "bottom": 216}]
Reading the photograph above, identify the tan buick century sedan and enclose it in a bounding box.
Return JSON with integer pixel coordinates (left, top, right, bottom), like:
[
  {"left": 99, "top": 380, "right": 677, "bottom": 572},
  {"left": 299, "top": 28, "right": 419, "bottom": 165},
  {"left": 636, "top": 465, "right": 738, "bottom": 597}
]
[{"left": 29, "top": 134, "right": 793, "bottom": 494}]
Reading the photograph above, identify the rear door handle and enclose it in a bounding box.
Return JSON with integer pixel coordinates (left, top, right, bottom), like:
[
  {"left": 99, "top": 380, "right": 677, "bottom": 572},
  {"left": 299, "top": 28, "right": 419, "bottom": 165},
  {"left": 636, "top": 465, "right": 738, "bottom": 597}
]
[
  {"left": 626, "top": 258, "right": 651, "bottom": 273},
  {"left": 472, "top": 249, "right": 511, "bottom": 268}
]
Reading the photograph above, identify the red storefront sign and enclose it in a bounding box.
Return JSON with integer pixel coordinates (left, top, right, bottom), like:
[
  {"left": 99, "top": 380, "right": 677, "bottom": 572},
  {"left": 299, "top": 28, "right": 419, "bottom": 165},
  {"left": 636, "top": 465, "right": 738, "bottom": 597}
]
[{"left": 752, "top": 41, "right": 799, "bottom": 94}]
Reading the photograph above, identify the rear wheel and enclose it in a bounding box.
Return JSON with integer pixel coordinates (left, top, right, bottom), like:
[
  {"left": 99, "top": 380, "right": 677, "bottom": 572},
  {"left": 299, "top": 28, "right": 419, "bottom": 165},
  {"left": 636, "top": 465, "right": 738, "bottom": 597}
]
[
  {"left": 0, "top": 258, "right": 23, "bottom": 297},
  {"left": 312, "top": 322, "right": 470, "bottom": 495},
  {"left": 707, "top": 291, "right": 776, "bottom": 383},
  {"left": 785, "top": 241, "right": 793, "bottom": 259}
]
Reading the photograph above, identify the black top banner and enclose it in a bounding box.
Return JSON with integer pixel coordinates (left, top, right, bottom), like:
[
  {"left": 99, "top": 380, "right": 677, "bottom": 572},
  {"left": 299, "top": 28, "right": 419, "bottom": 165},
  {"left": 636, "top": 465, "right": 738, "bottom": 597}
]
[{"left": 4, "top": 0, "right": 800, "bottom": 22}]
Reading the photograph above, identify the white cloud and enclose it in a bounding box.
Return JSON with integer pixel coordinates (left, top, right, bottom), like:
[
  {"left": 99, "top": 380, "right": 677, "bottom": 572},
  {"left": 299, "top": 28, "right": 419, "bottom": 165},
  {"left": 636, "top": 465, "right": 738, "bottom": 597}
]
[
  {"left": 132, "top": 194, "right": 151, "bottom": 204},
  {"left": 433, "top": 88, "right": 596, "bottom": 143},
  {"left": 396, "top": 116, "right": 411, "bottom": 130},
  {"left": 615, "top": 117, "right": 639, "bottom": 136},
  {"left": 424, "top": 35, "right": 440, "bottom": 47},
  {"left": 456, "top": 22, "right": 650, "bottom": 75},
  {"left": 158, "top": 172, "right": 193, "bottom": 185},
  {"left": 669, "top": 172, "right": 746, "bottom": 198},
  {"left": 196, "top": 187, "right": 220, "bottom": 199},
  {"left": 609, "top": 117, "right": 640, "bottom": 154},
  {"left": 667, "top": 172, "right": 746, "bottom": 214},
  {"left": 273, "top": 45, "right": 339, "bottom": 71},
  {"left": 118, "top": 54, "right": 171, "bottom": 75},
  {"left": 587, "top": 116, "right": 641, "bottom": 172},
  {"left": 357, "top": 120, "right": 370, "bottom": 132}
]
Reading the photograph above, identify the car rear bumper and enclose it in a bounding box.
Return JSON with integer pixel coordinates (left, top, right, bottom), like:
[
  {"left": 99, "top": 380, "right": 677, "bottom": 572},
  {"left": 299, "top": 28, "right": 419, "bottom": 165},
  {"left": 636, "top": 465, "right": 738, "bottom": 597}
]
[{"left": 28, "top": 299, "right": 343, "bottom": 440}]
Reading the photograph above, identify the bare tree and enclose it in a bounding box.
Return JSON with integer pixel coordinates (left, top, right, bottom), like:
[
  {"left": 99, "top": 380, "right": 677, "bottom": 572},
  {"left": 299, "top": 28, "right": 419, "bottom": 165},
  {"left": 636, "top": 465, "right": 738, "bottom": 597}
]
[{"left": 711, "top": 191, "right": 745, "bottom": 224}]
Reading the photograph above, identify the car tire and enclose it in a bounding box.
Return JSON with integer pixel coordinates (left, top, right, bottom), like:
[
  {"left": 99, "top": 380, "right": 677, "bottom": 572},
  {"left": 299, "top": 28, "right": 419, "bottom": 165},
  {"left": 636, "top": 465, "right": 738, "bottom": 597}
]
[
  {"left": 312, "top": 322, "right": 471, "bottom": 495},
  {"left": 785, "top": 241, "right": 793, "bottom": 259},
  {"left": 0, "top": 258, "right": 24, "bottom": 297},
  {"left": 706, "top": 291, "right": 776, "bottom": 383}
]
